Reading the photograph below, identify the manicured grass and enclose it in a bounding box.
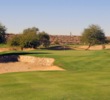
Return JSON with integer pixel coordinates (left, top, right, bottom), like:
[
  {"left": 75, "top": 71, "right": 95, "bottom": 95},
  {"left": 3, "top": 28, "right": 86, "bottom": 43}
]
[
  {"left": 0, "top": 50, "right": 110, "bottom": 100},
  {"left": 23, "top": 50, "right": 110, "bottom": 72}
]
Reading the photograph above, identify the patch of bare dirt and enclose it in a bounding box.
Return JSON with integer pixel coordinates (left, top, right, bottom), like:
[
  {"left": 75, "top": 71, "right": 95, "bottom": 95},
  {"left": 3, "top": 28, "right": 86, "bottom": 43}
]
[
  {"left": 0, "top": 48, "right": 9, "bottom": 52},
  {"left": 75, "top": 45, "right": 110, "bottom": 50}
]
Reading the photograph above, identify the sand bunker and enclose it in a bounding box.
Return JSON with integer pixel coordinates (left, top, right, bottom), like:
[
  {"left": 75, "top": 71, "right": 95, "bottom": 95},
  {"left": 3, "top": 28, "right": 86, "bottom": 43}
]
[{"left": 0, "top": 55, "right": 64, "bottom": 74}]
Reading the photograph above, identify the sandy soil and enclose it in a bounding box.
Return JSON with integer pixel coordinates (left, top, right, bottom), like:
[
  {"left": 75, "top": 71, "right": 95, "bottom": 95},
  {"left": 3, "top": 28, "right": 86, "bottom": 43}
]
[
  {"left": 75, "top": 45, "right": 110, "bottom": 50},
  {"left": 0, "top": 48, "right": 9, "bottom": 52},
  {"left": 0, "top": 62, "right": 64, "bottom": 74}
]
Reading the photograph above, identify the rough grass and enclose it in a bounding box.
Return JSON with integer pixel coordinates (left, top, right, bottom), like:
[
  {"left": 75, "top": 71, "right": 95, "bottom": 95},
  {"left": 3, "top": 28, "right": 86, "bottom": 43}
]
[
  {"left": 0, "top": 50, "right": 110, "bottom": 100},
  {"left": 0, "top": 44, "right": 9, "bottom": 48}
]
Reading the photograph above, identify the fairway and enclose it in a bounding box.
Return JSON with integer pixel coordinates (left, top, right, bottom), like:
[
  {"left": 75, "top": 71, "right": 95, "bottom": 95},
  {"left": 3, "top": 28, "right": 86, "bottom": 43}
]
[{"left": 0, "top": 50, "right": 110, "bottom": 100}]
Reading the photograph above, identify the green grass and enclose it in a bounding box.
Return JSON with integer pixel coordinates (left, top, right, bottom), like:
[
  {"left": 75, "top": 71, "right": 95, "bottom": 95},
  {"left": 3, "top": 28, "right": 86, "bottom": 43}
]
[
  {"left": 0, "top": 50, "right": 110, "bottom": 100},
  {"left": 0, "top": 44, "right": 9, "bottom": 48}
]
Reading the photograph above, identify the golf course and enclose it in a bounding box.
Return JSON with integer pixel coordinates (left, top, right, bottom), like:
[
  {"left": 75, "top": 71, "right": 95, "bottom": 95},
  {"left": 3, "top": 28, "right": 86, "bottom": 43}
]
[
  {"left": 1, "top": 0, "right": 110, "bottom": 100},
  {"left": 0, "top": 49, "right": 110, "bottom": 100}
]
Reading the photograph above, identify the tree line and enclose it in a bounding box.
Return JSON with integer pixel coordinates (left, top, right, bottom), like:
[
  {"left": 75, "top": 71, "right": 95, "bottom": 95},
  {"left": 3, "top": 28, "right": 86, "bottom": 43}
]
[
  {"left": 0, "top": 23, "right": 50, "bottom": 50},
  {"left": 0, "top": 22, "right": 108, "bottom": 50}
]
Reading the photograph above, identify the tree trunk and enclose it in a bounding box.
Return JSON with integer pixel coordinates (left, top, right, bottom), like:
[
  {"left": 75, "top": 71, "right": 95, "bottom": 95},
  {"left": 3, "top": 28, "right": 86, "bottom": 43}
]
[
  {"left": 21, "top": 47, "right": 24, "bottom": 51},
  {"left": 86, "top": 44, "right": 91, "bottom": 50},
  {"left": 102, "top": 44, "right": 106, "bottom": 49}
]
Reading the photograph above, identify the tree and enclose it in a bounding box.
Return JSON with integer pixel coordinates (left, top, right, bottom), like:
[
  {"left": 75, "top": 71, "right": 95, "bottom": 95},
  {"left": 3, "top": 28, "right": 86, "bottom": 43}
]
[
  {"left": 0, "top": 23, "right": 6, "bottom": 43},
  {"left": 7, "top": 27, "right": 50, "bottom": 50},
  {"left": 38, "top": 31, "right": 50, "bottom": 48},
  {"left": 20, "top": 27, "right": 40, "bottom": 50},
  {"left": 81, "top": 24, "right": 106, "bottom": 50},
  {"left": 8, "top": 27, "right": 40, "bottom": 50},
  {"left": 23, "top": 27, "right": 39, "bottom": 35},
  {"left": 8, "top": 35, "right": 20, "bottom": 47},
  {"left": 54, "top": 39, "right": 60, "bottom": 45}
]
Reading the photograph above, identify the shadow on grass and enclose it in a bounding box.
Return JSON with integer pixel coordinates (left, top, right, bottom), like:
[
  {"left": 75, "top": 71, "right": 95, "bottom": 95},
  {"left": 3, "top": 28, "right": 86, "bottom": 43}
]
[
  {"left": 0, "top": 51, "right": 51, "bottom": 63},
  {"left": 0, "top": 51, "right": 51, "bottom": 56},
  {"left": 46, "top": 45, "right": 72, "bottom": 50}
]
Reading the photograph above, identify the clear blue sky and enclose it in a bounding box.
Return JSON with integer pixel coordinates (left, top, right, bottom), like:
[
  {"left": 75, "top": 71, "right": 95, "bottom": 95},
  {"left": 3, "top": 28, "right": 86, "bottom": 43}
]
[{"left": 0, "top": 0, "right": 110, "bottom": 36}]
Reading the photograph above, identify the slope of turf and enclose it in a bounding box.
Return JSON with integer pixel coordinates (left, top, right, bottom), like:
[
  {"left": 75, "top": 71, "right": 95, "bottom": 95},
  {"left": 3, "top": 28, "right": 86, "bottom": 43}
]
[
  {"left": 0, "top": 50, "right": 110, "bottom": 100},
  {"left": 22, "top": 50, "right": 110, "bottom": 72}
]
